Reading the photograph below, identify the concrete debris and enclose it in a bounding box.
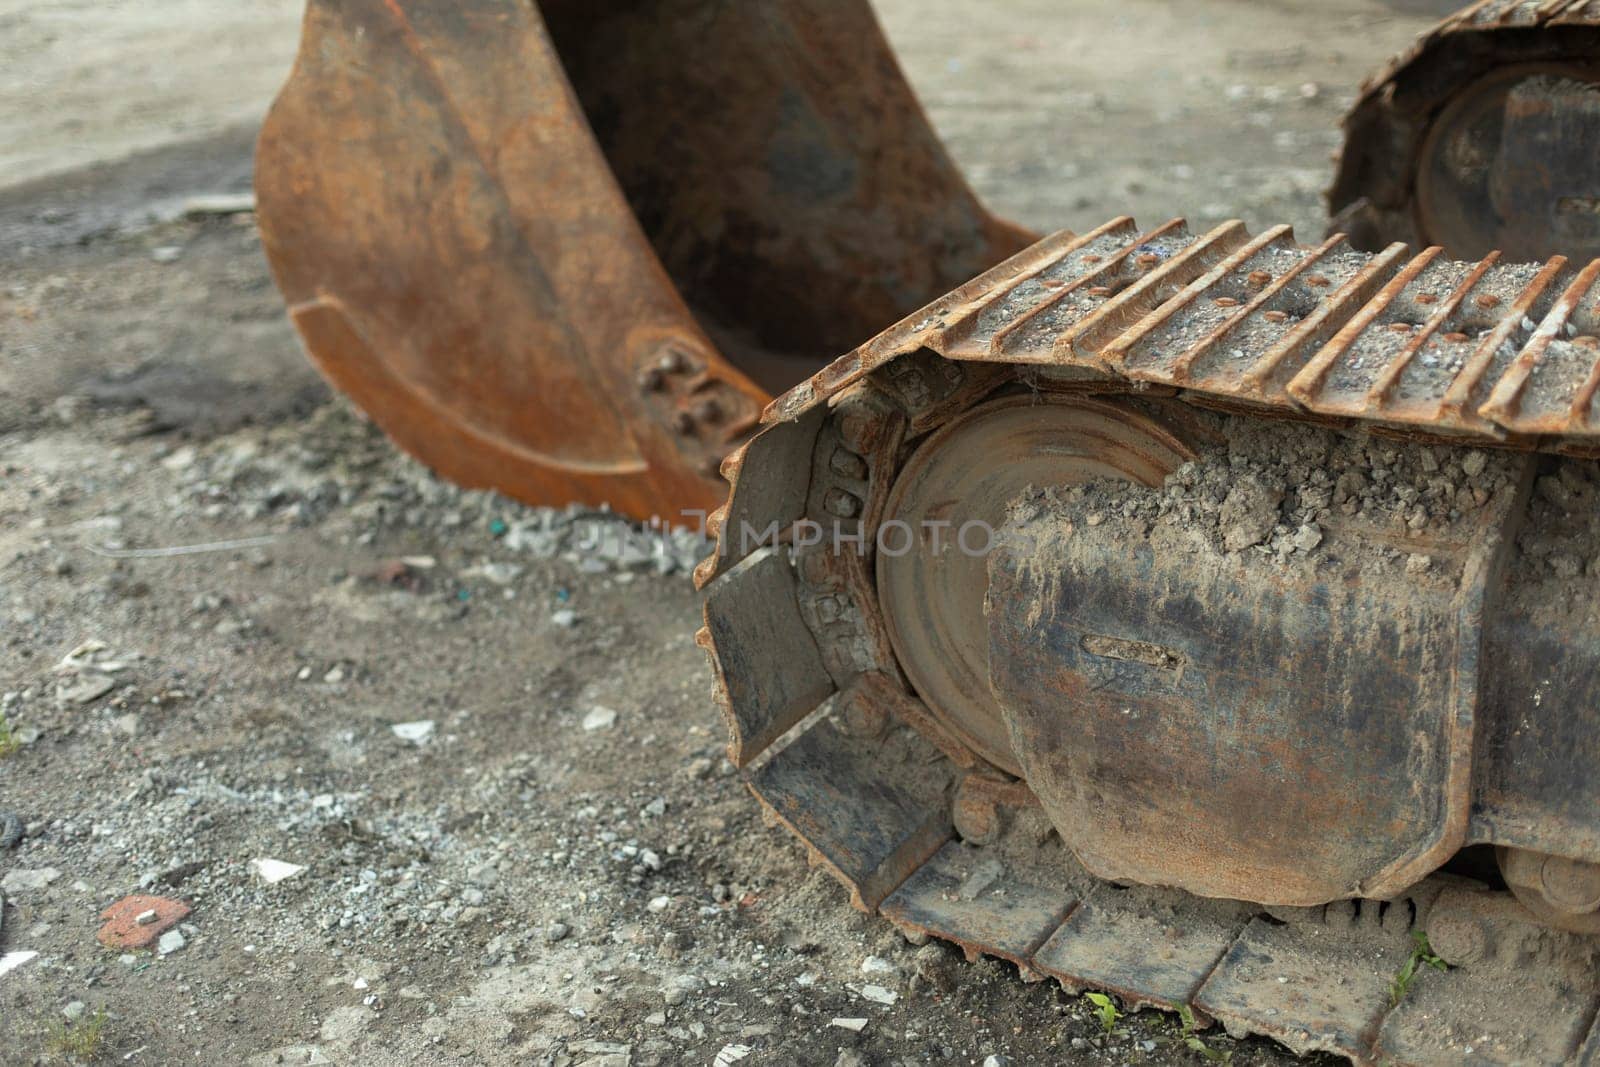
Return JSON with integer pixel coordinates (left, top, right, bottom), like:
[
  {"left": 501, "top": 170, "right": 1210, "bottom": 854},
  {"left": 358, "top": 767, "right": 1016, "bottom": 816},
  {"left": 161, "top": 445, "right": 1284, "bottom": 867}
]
[
  {"left": 582, "top": 706, "right": 619, "bottom": 732},
  {"left": 391, "top": 720, "right": 436, "bottom": 744},
  {"left": 1, "top": 868, "right": 60, "bottom": 893},
  {"left": 252, "top": 858, "right": 307, "bottom": 885},
  {"left": 830, "top": 1018, "right": 869, "bottom": 1032},
  {"left": 0, "top": 812, "right": 22, "bottom": 850},
  {"left": 182, "top": 192, "right": 258, "bottom": 217},
  {"left": 859, "top": 984, "right": 898, "bottom": 1005},
  {"left": 56, "top": 673, "right": 116, "bottom": 705},
  {"left": 859, "top": 956, "right": 899, "bottom": 978},
  {"left": 0, "top": 952, "right": 38, "bottom": 979}
]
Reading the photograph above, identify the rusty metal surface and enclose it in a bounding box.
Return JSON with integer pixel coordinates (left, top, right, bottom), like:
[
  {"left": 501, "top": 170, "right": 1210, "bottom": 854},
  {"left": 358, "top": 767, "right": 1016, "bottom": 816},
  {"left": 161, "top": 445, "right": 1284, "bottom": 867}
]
[
  {"left": 764, "top": 217, "right": 1600, "bottom": 444},
  {"left": 1329, "top": 0, "right": 1600, "bottom": 262},
  {"left": 879, "top": 841, "right": 1075, "bottom": 976},
  {"left": 986, "top": 462, "right": 1522, "bottom": 904},
  {"left": 875, "top": 395, "right": 1194, "bottom": 776},
  {"left": 698, "top": 209, "right": 1600, "bottom": 1062},
  {"left": 744, "top": 717, "right": 952, "bottom": 912},
  {"left": 1033, "top": 890, "right": 1250, "bottom": 1017},
  {"left": 255, "top": 0, "right": 1028, "bottom": 520},
  {"left": 1378, "top": 885, "right": 1600, "bottom": 1064},
  {"left": 1197, "top": 887, "right": 1446, "bottom": 1063}
]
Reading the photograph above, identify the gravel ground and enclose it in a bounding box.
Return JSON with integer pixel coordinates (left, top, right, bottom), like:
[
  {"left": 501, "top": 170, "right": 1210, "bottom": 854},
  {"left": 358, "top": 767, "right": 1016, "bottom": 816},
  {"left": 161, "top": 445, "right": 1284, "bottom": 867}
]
[{"left": 3, "top": 1, "right": 1460, "bottom": 1064}]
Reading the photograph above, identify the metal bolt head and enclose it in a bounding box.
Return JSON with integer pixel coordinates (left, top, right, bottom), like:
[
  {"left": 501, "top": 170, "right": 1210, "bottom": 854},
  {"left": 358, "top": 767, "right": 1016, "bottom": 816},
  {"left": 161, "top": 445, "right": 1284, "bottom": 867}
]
[
  {"left": 1427, "top": 911, "right": 1489, "bottom": 967},
  {"left": 1540, "top": 855, "right": 1600, "bottom": 914}
]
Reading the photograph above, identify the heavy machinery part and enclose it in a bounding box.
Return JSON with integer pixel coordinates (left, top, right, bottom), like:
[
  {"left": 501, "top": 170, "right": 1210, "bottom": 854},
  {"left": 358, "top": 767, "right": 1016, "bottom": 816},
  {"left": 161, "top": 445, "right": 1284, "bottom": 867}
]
[
  {"left": 255, "top": 0, "right": 1028, "bottom": 521},
  {"left": 1330, "top": 0, "right": 1600, "bottom": 262},
  {"left": 698, "top": 217, "right": 1600, "bottom": 1064}
]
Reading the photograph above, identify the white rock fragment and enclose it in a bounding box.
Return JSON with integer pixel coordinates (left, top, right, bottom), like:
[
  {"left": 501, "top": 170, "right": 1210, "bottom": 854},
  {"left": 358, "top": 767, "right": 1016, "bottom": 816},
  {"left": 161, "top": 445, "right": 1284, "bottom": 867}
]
[
  {"left": 860, "top": 956, "right": 899, "bottom": 978},
  {"left": 463, "top": 561, "right": 521, "bottom": 585},
  {"left": 0, "top": 952, "right": 38, "bottom": 979},
  {"left": 135, "top": 909, "right": 158, "bottom": 926},
  {"left": 957, "top": 858, "right": 1004, "bottom": 901},
  {"left": 582, "top": 706, "right": 618, "bottom": 732},
  {"left": 157, "top": 929, "right": 186, "bottom": 956},
  {"left": 550, "top": 609, "right": 578, "bottom": 628},
  {"left": 1, "top": 868, "right": 61, "bottom": 893},
  {"left": 713, "top": 1045, "right": 753, "bottom": 1066},
  {"left": 182, "top": 193, "right": 257, "bottom": 217},
  {"left": 646, "top": 895, "right": 671, "bottom": 913},
  {"left": 391, "top": 720, "right": 436, "bottom": 744},
  {"left": 859, "top": 984, "right": 898, "bottom": 1005},
  {"left": 831, "top": 1018, "right": 869, "bottom": 1032},
  {"left": 252, "top": 858, "right": 307, "bottom": 885}
]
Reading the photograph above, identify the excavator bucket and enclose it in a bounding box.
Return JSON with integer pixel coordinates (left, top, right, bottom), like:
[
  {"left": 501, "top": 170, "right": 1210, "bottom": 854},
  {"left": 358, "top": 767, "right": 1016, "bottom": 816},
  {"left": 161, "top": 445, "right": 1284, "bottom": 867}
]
[{"left": 254, "top": 0, "right": 1030, "bottom": 520}]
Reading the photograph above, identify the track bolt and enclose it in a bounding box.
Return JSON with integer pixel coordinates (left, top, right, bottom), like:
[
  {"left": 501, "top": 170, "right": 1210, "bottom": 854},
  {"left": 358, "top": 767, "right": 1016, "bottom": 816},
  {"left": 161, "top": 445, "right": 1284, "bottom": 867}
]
[
  {"left": 638, "top": 367, "right": 667, "bottom": 392},
  {"left": 838, "top": 410, "right": 880, "bottom": 453},
  {"left": 953, "top": 779, "right": 1002, "bottom": 846},
  {"left": 671, "top": 410, "right": 696, "bottom": 435},
  {"left": 1475, "top": 293, "right": 1501, "bottom": 310},
  {"left": 823, "top": 488, "right": 861, "bottom": 519},
  {"left": 829, "top": 447, "right": 868, "bottom": 481},
  {"left": 836, "top": 688, "right": 890, "bottom": 739},
  {"left": 1246, "top": 269, "right": 1272, "bottom": 288},
  {"left": 692, "top": 398, "right": 721, "bottom": 424},
  {"left": 658, "top": 347, "right": 691, "bottom": 374}
]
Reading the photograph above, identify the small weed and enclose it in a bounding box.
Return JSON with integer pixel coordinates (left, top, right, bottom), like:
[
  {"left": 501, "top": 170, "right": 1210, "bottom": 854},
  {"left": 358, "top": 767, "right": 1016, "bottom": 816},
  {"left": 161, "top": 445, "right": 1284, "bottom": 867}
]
[
  {"left": 1177, "top": 1005, "right": 1233, "bottom": 1063},
  {"left": 1084, "top": 991, "right": 1122, "bottom": 1034},
  {"left": 1388, "top": 930, "right": 1447, "bottom": 1007},
  {"left": 46, "top": 1008, "right": 109, "bottom": 1063},
  {"left": 0, "top": 715, "right": 21, "bottom": 759}
]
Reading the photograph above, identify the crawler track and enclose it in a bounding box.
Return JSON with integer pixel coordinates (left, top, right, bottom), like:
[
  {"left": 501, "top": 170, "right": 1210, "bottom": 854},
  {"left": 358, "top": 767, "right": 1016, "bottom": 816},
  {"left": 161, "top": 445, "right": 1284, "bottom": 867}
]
[
  {"left": 696, "top": 218, "right": 1600, "bottom": 1065},
  {"left": 1331, "top": 0, "right": 1600, "bottom": 261}
]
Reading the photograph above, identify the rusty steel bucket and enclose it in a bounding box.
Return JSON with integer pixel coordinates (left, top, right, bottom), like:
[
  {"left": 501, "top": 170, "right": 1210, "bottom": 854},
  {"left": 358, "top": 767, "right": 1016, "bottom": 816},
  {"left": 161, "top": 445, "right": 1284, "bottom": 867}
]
[{"left": 255, "top": 0, "right": 1031, "bottom": 519}]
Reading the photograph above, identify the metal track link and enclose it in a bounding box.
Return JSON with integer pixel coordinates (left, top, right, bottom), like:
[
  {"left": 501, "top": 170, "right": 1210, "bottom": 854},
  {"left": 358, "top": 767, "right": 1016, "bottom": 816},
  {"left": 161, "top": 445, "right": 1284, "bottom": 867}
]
[
  {"left": 763, "top": 218, "right": 1600, "bottom": 446},
  {"left": 696, "top": 218, "right": 1600, "bottom": 1064}
]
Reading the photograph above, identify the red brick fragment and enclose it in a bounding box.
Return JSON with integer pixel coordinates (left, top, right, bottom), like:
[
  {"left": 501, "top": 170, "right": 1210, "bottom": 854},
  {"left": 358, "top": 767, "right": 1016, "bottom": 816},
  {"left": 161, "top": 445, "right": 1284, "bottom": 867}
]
[{"left": 97, "top": 895, "right": 191, "bottom": 951}]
